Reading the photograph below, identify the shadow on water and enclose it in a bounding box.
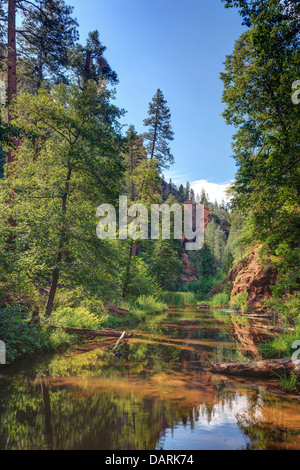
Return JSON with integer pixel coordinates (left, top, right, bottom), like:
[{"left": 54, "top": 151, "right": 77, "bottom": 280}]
[{"left": 0, "top": 307, "right": 300, "bottom": 450}]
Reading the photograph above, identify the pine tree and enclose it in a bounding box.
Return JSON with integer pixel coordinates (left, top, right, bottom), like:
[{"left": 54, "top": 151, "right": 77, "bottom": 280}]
[
  {"left": 17, "top": 0, "right": 79, "bottom": 89},
  {"left": 70, "top": 30, "right": 118, "bottom": 87},
  {"left": 184, "top": 182, "right": 191, "bottom": 201},
  {"left": 123, "top": 125, "right": 147, "bottom": 200},
  {"left": 190, "top": 188, "right": 196, "bottom": 203},
  {"left": 143, "top": 89, "right": 174, "bottom": 171},
  {"left": 151, "top": 239, "right": 183, "bottom": 291},
  {"left": 199, "top": 188, "right": 209, "bottom": 205},
  {"left": 178, "top": 184, "right": 185, "bottom": 203},
  {"left": 1, "top": 0, "right": 78, "bottom": 163}
]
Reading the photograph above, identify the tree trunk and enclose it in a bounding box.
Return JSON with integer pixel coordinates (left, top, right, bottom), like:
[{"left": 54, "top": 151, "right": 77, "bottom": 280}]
[
  {"left": 7, "top": 0, "right": 17, "bottom": 164},
  {"left": 209, "top": 358, "right": 300, "bottom": 378},
  {"left": 122, "top": 240, "right": 134, "bottom": 300},
  {"left": 52, "top": 326, "right": 133, "bottom": 338},
  {"left": 44, "top": 251, "right": 62, "bottom": 317},
  {"left": 45, "top": 165, "right": 72, "bottom": 317},
  {"left": 150, "top": 111, "right": 158, "bottom": 160},
  {"left": 84, "top": 49, "right": 92, "bottom": 84}
]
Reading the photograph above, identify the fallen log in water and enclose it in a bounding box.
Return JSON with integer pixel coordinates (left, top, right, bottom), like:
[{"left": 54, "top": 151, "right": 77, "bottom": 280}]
[
  {"left": 52, "top": 326, "right": 133, "bottom": 339},
  {"left": 209, "top": 358, "right": 300, "bottom": 378},
  {"left": 105, "top": 304, "right": 129, "bottom": 316}
]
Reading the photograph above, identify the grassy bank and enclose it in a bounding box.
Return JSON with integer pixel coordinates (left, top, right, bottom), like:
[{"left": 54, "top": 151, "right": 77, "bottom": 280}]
[
  {"left": 159, "top": 291, "right": 199, "bottom": 307},
  {"left": 0, "top": 293, "right": 168, "bottom": 365}
]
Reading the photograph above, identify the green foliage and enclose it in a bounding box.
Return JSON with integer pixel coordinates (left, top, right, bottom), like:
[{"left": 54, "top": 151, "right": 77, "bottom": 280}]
[
  {"left": 143, "top": 89, "right": 174, "bottom": 171},
  {"left": 51, "top": 306, "right": 103, "bottom": 330},
  {"left": 48, "top": 328, "right": 78, "bottom": 350},
  {"left": 159, "top": 291, "right": 199, "bottom": 307},
  {"left": 221, "top": 1, "right": 300, "bottom": 249},
  {"left": 1, "top": 82, "right": 124, "bottom": 315},
  {"left": 211, "top": 293, "right": 230, "bottom": 308},
  {"left": 133, "top": 295, "right": 167, "bottom": 316},
  {"left": 183, "top": 276, "right": 217, "bottom": 300},
  {"left": 274, "top": 371, "right": 300, "bottom": 393},
  {"left": 204, "top": 220, "right": 227, "bottom": 277},
  {"left": 0, "top": 305, "right": 52, "bottom": 363},
  {"left": 151, "top": 239, "right": 183, "bottom": 291},
  {"left": 18, "top": 0, "right": 79, "bottom": 89},
  {"left": 69, "top": 29, "right": 118, "bottom": 86},
  {"left": 260, "top": 325, "right": 300, "bottom": 359},
  {"left": 263, "top": 293, "right": 300, "bottom": 325},
  {"left": 122, "top": 255, "right": 160, "bottom": 299},
  {"left": 230, "top": 291, "right": 249, "bottom": 312}
]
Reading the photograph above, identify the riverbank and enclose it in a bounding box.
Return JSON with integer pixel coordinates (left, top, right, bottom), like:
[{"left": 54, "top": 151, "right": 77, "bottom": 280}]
[
  {"left": 1, "top": 306, "right": 300, "bottom": 450},
  {"left": 0, "top": 294, "right": 168, "bottom": 365}
]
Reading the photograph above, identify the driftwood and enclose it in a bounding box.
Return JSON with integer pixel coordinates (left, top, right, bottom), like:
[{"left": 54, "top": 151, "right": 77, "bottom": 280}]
[
  {"left": 53, "top": 326, "right": 133, "bottom": 339},
  {"left": 113, "top": 331, "right": 126, "bottom": 351},
  {"left": 209, "top": 357, "right": 300, "bottom": 378}
]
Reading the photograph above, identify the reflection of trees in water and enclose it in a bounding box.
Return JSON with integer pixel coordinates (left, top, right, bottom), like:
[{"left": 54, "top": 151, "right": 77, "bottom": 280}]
[
  {"left": 0, "top": 369, "right": 281, "bottom": 450},
  {"left": 1, "top": 309, "right": 299, "bottom": 450},
  {"left": 236, "top": 413, "right": 294, "bottom": 450},
  {"left": 0, "top": 374, "right": 195, "bottom": 450}
]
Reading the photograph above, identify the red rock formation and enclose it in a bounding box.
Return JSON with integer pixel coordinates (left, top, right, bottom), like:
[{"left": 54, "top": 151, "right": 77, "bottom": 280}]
[
  {"left": 208, "top": 245, "right": 278, "bottom": 310},
  {"left": 231, "top": 246, "right": 278, "bottom": 309}
]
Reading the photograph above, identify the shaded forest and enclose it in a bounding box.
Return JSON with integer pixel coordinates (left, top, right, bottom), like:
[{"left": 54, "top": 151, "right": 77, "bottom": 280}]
[{"left": 0, "top": 0, "right": 299, "bottom": 365}]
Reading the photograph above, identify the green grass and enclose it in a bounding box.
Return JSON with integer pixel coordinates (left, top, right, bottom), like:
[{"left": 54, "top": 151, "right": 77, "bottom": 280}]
[
  {"left": 127, "top": 295, "right": 168, "bottom": 322},
  {"left": 210, "top": 293, "right": 230, "bottom": 308},
  {"left": 260, "top": 325, "right": 300, "bottom": 359},
  {"left": 273, "top": 371, "right": 300, "bottom": 393},
  {"left": 159, "top": 291, "right": 199, "bottom": 307},
  {"left": 133, "top": 295, "right": 168, "bottom": 315},
  {"left": 0, "top": 293, "right": 168, "bottom": 364}
]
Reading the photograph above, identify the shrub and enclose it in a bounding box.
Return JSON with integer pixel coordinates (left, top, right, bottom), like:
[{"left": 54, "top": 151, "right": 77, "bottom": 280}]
[
  {"left": 263, "top": 293, "right": 300, "bottom": 325},
  {"left": 0, "top": 305, "right": 52, "bottom": 364},
  {"left": 48, "top": 329, "right": 78, "bottom": 350},
  {"left": 230, "top": 291, "right": 249, "bottom": 312},
  {"left": 51, "top": 306, "right": 103, "bottom": 330}
]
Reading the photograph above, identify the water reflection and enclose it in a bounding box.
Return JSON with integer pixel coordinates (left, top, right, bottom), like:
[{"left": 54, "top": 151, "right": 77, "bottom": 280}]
[{"left": 0, "top": 308, "right": 300, "bottom": 450}]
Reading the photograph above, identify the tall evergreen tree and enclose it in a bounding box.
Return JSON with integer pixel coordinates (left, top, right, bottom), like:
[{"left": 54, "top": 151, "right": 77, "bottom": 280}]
[
  {"left": 122, "top": 125, "right": 147, "bottom": 201},
  {"left": 0, "top": 0, "right": 79, "bottom": 163},
  {"left": 70, "top": 30, "right": 118, "bottom": 87},
  {"left": 143, "top": 88, "right": 174, "bottom": 171},
  {"left": 17, "top": 0, "right": 79, "bottom": 89}
]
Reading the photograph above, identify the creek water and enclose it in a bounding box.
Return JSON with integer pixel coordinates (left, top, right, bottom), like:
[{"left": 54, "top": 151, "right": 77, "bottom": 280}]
[{"left": 0, "top": 307, "right": 300, "bottom": 450}]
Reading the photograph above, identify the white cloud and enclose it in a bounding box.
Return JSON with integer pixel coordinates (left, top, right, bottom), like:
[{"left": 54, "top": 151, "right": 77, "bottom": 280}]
[
  {"left": 191, "top": 179, "right": 233, "bottom": 204},
  {"left": 163, "top": 170, "right": 188, "bottom": 186}
]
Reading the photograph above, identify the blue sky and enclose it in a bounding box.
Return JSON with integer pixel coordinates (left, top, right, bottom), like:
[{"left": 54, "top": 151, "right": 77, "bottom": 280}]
[{"left": 69, "top": 0, "right": 246, "bottom": 202}]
